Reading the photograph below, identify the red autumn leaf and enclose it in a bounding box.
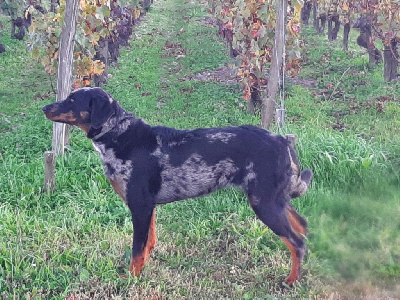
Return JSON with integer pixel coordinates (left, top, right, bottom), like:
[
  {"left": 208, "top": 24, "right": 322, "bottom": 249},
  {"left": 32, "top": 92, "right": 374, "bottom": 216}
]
[
  {"left": 225, "top": 22, "right": 233, "bottom": 31},
  {"left": 243, "top": 89, "right": 251, "bottom": 101},
  {"left": 251, "top": 29, "right": 259, "bottom": 38}
]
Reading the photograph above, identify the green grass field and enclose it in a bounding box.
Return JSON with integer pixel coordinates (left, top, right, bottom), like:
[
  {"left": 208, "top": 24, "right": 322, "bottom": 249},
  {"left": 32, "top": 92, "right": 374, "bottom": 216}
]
[{"left": 1, "top": 0, "right": 400, "bottom": 298}]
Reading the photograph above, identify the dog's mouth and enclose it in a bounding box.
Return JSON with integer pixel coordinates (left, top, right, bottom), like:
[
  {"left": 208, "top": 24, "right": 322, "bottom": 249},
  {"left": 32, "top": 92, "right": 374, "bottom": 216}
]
[
  {"left": 42, "top": 104, "right": 78, "bottom": 124},
  {"left": 45, "top": 111, "right": 77, "bottom": 123},
  {"left": 42, "top": 104, "right": 92, "bottom": 134}
]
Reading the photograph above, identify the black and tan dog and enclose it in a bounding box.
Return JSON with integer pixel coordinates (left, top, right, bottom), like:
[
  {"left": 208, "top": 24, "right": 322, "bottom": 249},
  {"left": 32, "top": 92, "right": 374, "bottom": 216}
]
[{"left": 42, "top": 87, "right": 312, "bottom": 285}]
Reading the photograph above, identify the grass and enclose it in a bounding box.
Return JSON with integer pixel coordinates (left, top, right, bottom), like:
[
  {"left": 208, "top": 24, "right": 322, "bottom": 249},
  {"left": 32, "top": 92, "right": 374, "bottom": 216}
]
[{"left": 1, "top": 0, "right": 400, "bottom": 298}]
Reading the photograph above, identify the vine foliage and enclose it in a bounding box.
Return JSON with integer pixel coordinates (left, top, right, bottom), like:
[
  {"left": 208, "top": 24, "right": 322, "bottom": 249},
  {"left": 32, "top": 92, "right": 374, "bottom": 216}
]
[
  {"left": 27, "top": 0, "right": 145, "bottom": 88},
  {"left": 313, "top": 0, "right": 399, "bottom": 80},
  {"left": 209, "top": 0, "right": 303, "bottom": 106}
]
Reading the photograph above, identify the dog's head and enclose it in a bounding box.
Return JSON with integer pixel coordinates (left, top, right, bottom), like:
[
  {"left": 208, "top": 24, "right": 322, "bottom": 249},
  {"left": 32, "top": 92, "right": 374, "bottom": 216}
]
[{"left": 42, "top": 87, "right": 117, "bottom": 135}]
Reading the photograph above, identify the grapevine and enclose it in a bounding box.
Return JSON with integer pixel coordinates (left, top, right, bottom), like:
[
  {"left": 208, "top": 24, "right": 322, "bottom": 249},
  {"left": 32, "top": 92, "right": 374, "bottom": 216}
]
[
  {"left": 312, "top": 0, "right": 398, "bottom": 80},
  {"left": 209, "top": 0, "right": 303, "bottom": 108},
  {"left": 27, "top": 0, "right": 146, "bottom": 88}
]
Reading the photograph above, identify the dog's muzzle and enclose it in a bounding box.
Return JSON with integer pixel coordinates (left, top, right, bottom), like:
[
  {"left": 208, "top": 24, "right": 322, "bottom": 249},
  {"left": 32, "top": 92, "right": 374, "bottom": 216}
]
[{"left": 42, "top": 104, "right": 54, "bottom": 113}]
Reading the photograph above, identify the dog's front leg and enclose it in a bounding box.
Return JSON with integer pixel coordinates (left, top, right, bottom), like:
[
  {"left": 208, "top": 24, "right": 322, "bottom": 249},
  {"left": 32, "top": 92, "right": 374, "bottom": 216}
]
[{"left": 129, "top": 205, "right": 157, "bottom": 276}]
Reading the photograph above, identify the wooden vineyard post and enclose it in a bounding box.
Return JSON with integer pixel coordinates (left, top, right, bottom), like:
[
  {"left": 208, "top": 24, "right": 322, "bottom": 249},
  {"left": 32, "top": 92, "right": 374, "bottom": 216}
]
[
  {"left": 52, "top": 0, "right": 79, "bottom": 155},
  {"left": 261, "top": 0, "right": 287, "bottom": 130},
  {"left": 44, "top": 151, "right": 55, "bottom": 193},
  {"left": 275, "top": 108, "right": 285, "bottom": 131},
  {"left": 44, "top": 0, "right": 79, "bottom": 192},
  {"left": 383, "top": 41, "right": 398, "bottom": 82}
]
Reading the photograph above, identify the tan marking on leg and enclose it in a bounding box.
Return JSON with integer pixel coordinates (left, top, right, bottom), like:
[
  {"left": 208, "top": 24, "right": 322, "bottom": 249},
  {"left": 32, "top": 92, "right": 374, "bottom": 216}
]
[
  {"left": 128, "top": 209, "right": 157, "bottom": 277},
  {"left": 144, "top": 209, "right": 157, "bottom": 255},
  {"left": 129, "top": 255, "right": 145, "bottom": 276},
  {"left": 281, "top": 237, "right": 301, "bottom": 285},
  {"left": 287, "top": 206, "right": 307, "bottom": 236}
]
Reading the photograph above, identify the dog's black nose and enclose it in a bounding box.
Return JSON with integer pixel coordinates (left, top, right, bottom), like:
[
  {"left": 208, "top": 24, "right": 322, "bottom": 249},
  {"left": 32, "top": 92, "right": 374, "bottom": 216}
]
[{"left": 42, "top": 105, "right": 50, "bottom": 112}]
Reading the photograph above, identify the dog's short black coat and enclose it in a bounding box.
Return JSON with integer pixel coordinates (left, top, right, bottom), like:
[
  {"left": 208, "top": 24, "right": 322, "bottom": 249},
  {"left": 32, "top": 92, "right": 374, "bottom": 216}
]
[{"left": 42, "top": 87, "right": 313, "bottom": 285}]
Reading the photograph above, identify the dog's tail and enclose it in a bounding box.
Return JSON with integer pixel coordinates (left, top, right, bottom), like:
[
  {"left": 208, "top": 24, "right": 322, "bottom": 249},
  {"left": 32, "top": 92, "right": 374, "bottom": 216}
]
[{"left": 287, "top": 146, "right": 313, "bottom": 199}]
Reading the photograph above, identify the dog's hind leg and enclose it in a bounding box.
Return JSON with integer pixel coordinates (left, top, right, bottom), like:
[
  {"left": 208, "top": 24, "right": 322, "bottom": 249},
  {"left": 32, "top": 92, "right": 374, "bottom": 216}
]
[
  {"left": 129, "top": 206, "right": 157, "bottom": 276},
  {"left": 144, "top": 208, "right": 157, "bottom": 258},
  {"left": 281, "top": 205, "right": 308, "bottom": 285},
  {"left": 286, "top": 204, "right": 307, "bottom": 237},
  {"left": 250, "top": 200, "right": 307, "bottom": 285}
]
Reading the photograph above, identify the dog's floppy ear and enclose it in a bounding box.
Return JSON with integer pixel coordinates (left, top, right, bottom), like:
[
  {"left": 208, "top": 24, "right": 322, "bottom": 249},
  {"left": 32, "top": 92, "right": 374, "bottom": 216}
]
[{"left": 89, "top": 89, "right": 115, "bottom": 129}]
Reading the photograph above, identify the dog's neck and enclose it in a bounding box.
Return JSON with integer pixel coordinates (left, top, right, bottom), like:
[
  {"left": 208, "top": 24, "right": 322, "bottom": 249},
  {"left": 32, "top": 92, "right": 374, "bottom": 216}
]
[{"left": 89, "top": 106, "right": 136, "bottom": 141}]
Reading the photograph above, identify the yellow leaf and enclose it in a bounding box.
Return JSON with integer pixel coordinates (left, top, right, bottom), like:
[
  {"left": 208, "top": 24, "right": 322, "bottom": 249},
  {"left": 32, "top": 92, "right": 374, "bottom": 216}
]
[
  {"left": 293, "top": 0, "right": 304, "bottom": 11},
  {"left": 92, "top": 60, "right": 105, "bottom": 75},
  {"left": 92, "top": 32, "right": 100, "bottom": 42},
  {"left": 133, "top": 9, "right": 141, "bottom": 20},
  {"left": 31, "top": 46, "right": 40, "bottom": 59}
]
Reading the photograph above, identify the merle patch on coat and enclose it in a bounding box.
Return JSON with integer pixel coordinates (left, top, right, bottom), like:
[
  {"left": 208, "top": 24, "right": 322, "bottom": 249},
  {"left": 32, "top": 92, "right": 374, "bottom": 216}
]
[{"left": 42, "top": 87, "right": 313, "bottom": 286}]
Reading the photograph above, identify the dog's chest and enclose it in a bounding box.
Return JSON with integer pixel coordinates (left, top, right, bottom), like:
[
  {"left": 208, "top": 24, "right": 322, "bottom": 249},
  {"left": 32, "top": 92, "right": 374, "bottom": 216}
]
[{"left": 93, "top": 142, "right": 132, "bottom": 204}]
